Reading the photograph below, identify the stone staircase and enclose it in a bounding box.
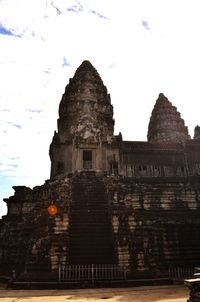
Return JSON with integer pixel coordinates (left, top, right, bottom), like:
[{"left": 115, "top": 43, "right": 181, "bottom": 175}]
[{"left": 69, "top": 172, "right": 115, "bottom": 264}]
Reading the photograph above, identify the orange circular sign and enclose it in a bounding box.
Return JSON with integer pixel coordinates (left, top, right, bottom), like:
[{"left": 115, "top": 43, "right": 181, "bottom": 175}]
[{"left": 47, "top": 204, "right": 58, "bottom": 216}]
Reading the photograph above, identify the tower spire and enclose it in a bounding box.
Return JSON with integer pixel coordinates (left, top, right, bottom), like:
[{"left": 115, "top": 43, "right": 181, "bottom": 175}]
[
  {"left": 49, "top": 60, "right": 115, "bottom": 178},
  {"left": 57, "top": 60, "right": 114, "bottom": 144},
  {"left": 147, "top": 93, "right": 190, "bottom": 143}
]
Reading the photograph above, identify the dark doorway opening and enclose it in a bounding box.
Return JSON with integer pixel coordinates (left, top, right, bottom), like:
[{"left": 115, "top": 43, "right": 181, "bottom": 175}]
[
  {"left": 83, "top": 150, "right": 92, "bottom": 169},
  {"left": 109, "top": 161, "right": 118, "bottom": 176}
]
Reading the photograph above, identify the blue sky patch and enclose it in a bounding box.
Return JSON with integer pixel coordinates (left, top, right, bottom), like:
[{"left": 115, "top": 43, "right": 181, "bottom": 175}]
[
  {"left": 43, "top": 69, "right": 51, "bottom": 74},
  {"left": 6, "top": 121, "right": 22, "bottom": 129},
  {"left": 0, "top": 24, "right": 14, "bottom": 36},
  {"left": 66, "top": 1, "right": 84, "bottom": 13},
  {"left": 51, "top": 2, "right": 62, "bottom": 15},
  {"left": 90, "top": 10, "right": 108, "bottom": 20},
  {"left": 62, "top": 57, "right": 71, "bottom": 67},
  {"left": 142, "top": 20, "right": 150, "bottom": 30},
  {"left": 26, "top": 109, "right": 43, "bottom": 113},
  {"left": 8, "top": 156, "right": 20, "bottom": 160}
]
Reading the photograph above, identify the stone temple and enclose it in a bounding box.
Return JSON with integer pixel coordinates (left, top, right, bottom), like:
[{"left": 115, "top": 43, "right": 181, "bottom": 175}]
[{"left": 1, "top": 60, "right": 200, "bottom": 284}]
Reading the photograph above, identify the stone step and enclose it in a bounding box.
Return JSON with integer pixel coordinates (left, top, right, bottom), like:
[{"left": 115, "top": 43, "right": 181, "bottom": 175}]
[
  {"left": 69, "top": 236, "right": 113, "bottom": 243},
  {"left": 69, "top": 176, "right": 114, "bottom": 264},
  {"left": 69, "top": 219, "right": 110, "bottom": 224}
]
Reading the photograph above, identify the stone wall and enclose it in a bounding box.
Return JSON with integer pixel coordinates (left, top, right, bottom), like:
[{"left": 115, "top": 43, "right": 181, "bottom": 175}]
[
  {"left": 121, "top": 140, "right": 200, "bottom": 178},
  {"left": 106, "top": 176, "right": 200, "bottom": 278},
  {"left": 1, "top": 174, "right": 200, "bottom": 280},
  {"left": 0, "top": 177, "right": 72, "bottom": 280}
]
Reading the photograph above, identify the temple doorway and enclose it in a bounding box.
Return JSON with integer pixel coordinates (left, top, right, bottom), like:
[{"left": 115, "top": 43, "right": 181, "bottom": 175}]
[{"left": 83, "top": 150, "right": 92, "bottom": 169}]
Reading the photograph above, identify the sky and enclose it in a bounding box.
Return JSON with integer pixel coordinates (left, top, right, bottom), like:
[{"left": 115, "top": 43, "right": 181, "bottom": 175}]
[{"left": 1, "top": 0, "right": 200, "bottom": 217}]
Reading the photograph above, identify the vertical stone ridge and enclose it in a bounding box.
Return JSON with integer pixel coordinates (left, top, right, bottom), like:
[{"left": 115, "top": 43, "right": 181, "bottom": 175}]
[{"left": 147, "top": 93, "right": 190, "bottom": 143}]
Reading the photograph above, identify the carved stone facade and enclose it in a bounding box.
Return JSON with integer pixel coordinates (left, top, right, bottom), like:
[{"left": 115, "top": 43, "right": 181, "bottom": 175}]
[
  {"left": 1, "top": 61, "right": 200, "bottom": 283},
  {"left": 50, "top": 60, "right": 115, "bottom": 179}
]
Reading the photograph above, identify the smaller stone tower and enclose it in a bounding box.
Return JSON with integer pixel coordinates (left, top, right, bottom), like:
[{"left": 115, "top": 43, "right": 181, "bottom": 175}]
[
  {"left": 147, "top": 93, "right": 190, "bottom": 143},
  {"left": 49, "top": 60, "right": 115, "bottom": 179},
  {"left": 194, "top": 125, "right": 200, "bottom": 140}
]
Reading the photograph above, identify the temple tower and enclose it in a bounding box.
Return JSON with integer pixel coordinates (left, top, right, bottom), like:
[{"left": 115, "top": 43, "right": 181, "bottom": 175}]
[
  {"left": 147, "top": 93, "right": 190, "bottom": 143},
  {"left": 194, "top": 125, "right": 200, "bottom": 140},
  {"left": 49, "top": 61, "right": 115, "bottom": 179}
]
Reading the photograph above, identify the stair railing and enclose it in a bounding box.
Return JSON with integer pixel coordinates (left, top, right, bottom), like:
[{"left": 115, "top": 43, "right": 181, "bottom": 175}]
[{"left": 58, "top": 264, "right": 127, "bottom": 284}]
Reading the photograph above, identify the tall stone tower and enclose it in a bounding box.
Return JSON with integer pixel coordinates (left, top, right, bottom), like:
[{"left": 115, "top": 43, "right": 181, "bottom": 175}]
[
  {"left": 49, "top": 60, "right": 115, "bottom": 179},
  {"left": 147, "top": 93, "right": 190, "bottom": 143}
]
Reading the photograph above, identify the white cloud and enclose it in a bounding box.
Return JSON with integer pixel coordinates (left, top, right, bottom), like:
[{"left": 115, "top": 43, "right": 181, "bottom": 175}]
[{"left": 1, "top": 0, "right": 200, "bottom": 217}]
